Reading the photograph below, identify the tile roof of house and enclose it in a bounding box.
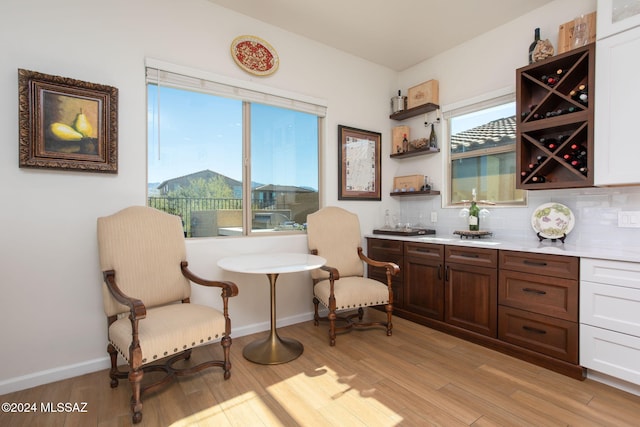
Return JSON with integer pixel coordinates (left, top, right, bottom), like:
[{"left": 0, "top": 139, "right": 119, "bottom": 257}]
[{"left": 450, "top": 116, "right": 516, "bottom": 153}]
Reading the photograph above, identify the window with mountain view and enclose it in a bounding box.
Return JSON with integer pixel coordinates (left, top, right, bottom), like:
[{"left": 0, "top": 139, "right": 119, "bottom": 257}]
[
  {"left": 447, "top": 97, "right": 526, "bottom": 207},
  {"left": 146, "top": 66, "right": 323, "bottom": 237}
]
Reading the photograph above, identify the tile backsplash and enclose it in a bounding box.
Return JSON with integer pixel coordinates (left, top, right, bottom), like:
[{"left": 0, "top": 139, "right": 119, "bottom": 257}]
[{"left": 396, "top": 186, "right": 640, "bottom": 249}]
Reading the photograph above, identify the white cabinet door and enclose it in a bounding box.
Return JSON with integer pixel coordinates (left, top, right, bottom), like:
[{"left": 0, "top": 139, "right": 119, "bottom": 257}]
[
  {"left": 581, "top": 324, "right": 640, "bottom": 385},
  {"left": 581, "top": 281, "right": 640, "bottom": 336},
  {"left": 595, "top": 26, "right": 640, "bottom": 186},
  {"left": 598, "top": 0, "right": 640, "bottom": 39}
]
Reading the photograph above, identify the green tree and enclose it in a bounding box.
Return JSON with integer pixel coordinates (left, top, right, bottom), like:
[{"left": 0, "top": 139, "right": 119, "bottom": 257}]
[{"left": 167, "top": 176, "right": 233, "bottom": 199}]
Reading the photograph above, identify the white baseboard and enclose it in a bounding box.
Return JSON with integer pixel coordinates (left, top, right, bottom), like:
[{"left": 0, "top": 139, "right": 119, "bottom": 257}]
[
  {"left": 0, "top": 357, "right": 111, "bottom": 396},
  {"left": 0, "top": 311, "right": 317, "bottom": 396}
]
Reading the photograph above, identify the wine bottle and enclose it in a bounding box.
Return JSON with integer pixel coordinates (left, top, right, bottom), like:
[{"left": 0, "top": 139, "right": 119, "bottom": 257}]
[
  {"left": 429, "top": 123, "right": 437, "bottom": 149},
  {"left": 468, "top": 201, "right": 480, "bottom": 231},
  {"left": 531, "top": 175, "right": 546, "bottom": 183},
  {"left": 402, "top": 133, "right": 409, "bottom": 152},
  {"left": 529, "top": 28, "right": 540, "bottom": 64}
]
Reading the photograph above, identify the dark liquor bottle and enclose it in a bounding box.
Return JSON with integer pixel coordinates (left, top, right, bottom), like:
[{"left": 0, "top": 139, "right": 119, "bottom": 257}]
[
  {"left": 529, "top": 28, "right": 540, "bottom": 64},
  {"left": 468, "top": 201, "right": 480, "bottom": 231},
  {"left": 402, "top": 133, "right": 409, "bottom": 152},
  {"left": 429, "top": 123, "right": 437, "bottom": 149}
]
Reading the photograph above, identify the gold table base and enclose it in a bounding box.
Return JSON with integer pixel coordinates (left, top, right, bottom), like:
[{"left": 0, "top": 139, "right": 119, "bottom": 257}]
[{"left": 243, "top": 273, "right": 304, "bottom": 364}]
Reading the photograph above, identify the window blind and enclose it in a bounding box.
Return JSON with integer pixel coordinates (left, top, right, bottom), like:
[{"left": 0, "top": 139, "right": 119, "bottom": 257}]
[{"left": 145, "top": 58, "right": 327, "bottom": 117}]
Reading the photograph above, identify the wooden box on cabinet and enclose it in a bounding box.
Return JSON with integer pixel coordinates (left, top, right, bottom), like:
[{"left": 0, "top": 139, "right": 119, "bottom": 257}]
[{"left": 516, "top": 43, "right": 595, "bottom": 189}]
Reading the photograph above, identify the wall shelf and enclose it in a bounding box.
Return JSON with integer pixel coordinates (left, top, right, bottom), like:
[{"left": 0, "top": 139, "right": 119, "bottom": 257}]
[
  {"left": 390, "top": 103, "right": 439, "bottom": 121},
  {"left": 390, "top": 146, "right": 440, "bottom": 159},
  {"left": 390, "top": 190, "right": 440, "bottom": 197}
]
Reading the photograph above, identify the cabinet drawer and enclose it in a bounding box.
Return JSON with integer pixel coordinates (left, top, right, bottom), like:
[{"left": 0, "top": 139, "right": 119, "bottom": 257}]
[
  {"left": 445, "top": 246, "right": 497, "bottom": 268},
  {"left": 367, "top": 238, "right": 403, "bottom": 255},
  {"left": 580, "top": 281, "right": 640, "bottom": 336},
  {"left": 499, "top": 270, "right": 578, "bottom": 321},
  {"left": 581, "top": 324, "right": 640, "bottom": 386},
  {"left": 405, "top": 242, "right": 444, "bottom": 260},
  {"left": 499, "top": 306, "right": 578, "bottom": 363},
  {"left": 581, "top": 258, "right": 640, "bottom": 290},
  {"left": 499, "top": 251, "right": 578, "bottom": 279}
]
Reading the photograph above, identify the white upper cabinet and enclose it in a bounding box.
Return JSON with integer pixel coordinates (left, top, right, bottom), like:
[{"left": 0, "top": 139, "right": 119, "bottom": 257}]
[
  {"left": 598, "top": 0, "right": 640, "bottom": 39},
  {"left": 595, "top": 1, "right": 640, "bottom": 186}
]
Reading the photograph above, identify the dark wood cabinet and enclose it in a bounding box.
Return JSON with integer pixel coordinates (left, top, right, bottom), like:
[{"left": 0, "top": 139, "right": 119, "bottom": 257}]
[
  {"left": 366, "top": 238, "right": 404, "bottom": 307},
  {"left": 516, "top": 43, "right": 594, "bottom": 189},
  {"left": 498, "top": 250, "right": 580, "bottom": 364},
  {"left": 404, "top": 242, "right": 444, "bottom": 320},
  {"left": 365, "top": 237, "right": 585, "bottom": 379},
  {"left": 445, "top": 246, "right": 498, "bottom": 337}
]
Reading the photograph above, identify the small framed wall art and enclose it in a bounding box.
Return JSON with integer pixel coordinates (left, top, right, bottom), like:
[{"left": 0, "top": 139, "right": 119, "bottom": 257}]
[
  {"left": 18, "top": 69, "right": 118, "bottom": 173},
  {"left": 338, "top": 125, "right": 381, "bottom": 201}
]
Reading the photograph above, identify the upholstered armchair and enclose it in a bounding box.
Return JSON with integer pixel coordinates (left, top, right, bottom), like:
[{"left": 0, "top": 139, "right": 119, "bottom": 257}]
[
  {"left": 306, "top": 206, "right": 399, "bottom": 345},
  {"left": 97, "top": 206, "right": 238, "bottom": 424}
]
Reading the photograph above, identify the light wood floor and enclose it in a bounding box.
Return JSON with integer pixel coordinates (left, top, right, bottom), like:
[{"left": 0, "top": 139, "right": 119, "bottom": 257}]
[{"left": 2, "top": 310, "right": 640, "bottom": 426}]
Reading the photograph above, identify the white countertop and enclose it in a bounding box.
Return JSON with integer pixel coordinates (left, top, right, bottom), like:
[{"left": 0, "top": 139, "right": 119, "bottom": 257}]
[{"left": 365, "top": 233, "right": 640, "bottom": 263}]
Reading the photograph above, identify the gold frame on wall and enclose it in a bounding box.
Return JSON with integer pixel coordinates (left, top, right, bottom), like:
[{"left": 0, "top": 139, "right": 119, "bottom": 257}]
[
  {"left": 338, "top": 125, "right": 381, "bottom": 201},
  {"left": 18, "top": 69, "right": 118, "bottom": 173}
]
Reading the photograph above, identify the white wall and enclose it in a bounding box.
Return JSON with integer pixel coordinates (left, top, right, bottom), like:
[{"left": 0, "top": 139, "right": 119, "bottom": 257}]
[{"left": 2, "top": 0, "right": 639, "bottom": 395}]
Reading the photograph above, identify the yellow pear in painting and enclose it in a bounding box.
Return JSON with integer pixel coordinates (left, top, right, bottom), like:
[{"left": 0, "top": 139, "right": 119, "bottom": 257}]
[
  {"left": 49, "top": 122, "right": 84, "bottom": 141},
  {"left": 72, "top": 109, "right": 93, "bottom": 137}
]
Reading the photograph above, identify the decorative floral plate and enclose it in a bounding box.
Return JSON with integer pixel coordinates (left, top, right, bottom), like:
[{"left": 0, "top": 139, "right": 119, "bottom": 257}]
[
  {"left": 531, "top": 202, "right": 575, "bottom": 239},
  {"left": 230, "top": 35, "right": 279, "bottom": 76}
]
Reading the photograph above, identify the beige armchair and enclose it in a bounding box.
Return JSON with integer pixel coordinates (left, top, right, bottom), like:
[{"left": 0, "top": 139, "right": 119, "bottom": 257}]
[
  {"left": 97, "top": 206, "right": 238, "bottom": 424},
  {"left": 307, "top": 206, "right": 399, "bottom": 345}
]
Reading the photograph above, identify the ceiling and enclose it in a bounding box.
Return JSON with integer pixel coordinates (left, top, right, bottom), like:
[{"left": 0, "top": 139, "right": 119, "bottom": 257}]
[{"left": 207, "top": 0, "right": 554, "bottom": 71}]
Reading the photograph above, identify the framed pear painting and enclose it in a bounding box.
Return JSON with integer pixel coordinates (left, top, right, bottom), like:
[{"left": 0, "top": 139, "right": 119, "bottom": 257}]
[{"left": 18, "top": 69, "right": 118, "bottom": 173}]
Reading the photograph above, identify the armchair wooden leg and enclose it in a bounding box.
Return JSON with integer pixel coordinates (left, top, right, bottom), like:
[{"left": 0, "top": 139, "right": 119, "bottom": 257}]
[
  {"left": 107, "top": 344, "right": 119, "bottom": 389},
  {"left": 129, "top": 369, "right": 143, "bottom": 424},
  {"left": 313, "top": 297, "right": 320, "bottom": 326},
  {"left": 328, "top": 311, "right": 337, "bottom": 346},
  {"left": 221, "top": 335, "right": 232, "bottom": 380},
  {"left": 357, "top": 307, "right": 364, "bottom": 321},
  {"left": 385, "top": 304, "right": 393, "bottom": 336}
]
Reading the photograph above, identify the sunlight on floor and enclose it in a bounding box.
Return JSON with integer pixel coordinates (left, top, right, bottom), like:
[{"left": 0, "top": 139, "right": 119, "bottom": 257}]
[{"left": 169, "top": 365, "right": 403, "bottom": 426}]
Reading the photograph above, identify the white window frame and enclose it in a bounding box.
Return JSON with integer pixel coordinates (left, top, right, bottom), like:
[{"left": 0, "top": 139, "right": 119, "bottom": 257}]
[
  {"left": 441, "top": 87, "right": 526, "bottom": 208},
  {"left": 145, "top": 58, "right": 327, "bottom": 236}
]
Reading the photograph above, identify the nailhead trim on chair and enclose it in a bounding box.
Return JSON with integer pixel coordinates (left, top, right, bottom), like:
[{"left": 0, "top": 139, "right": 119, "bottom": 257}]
[
  {"left": 111, "top": 333, "right": 222, "bottom": 364},
  {"left": 316, "top": 299, "right": 388, "bottom": 310}
]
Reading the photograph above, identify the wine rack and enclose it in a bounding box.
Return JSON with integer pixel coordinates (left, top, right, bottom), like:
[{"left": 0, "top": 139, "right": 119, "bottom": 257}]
[{"left": 516, "top": 43, "right": 595, "bottom": 190}]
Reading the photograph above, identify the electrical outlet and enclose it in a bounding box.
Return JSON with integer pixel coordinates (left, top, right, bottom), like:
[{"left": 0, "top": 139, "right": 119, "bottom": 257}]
[
  {"left": 431, "top": 212, "right": 437, "bottom": 223},
  {"left": 618, "top": 211, "right": 640, "bottom": 228}
]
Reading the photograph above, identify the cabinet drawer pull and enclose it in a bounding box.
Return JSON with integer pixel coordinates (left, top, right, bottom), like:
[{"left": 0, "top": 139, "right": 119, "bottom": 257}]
[
  {"left": 460, "top": 253, "right": 480, "bottom": 258},
  {"left": 522, "top": 325, "right": 547, "bottom": 334},
  {"left": 523, "top": 259, "right": 547, "bottom": 267},
  {"left": 522, "top": 287, "right": 547, "bottom": 295},
  {"left": 415, "top": 248, "right": 432, "bottom": 253}
]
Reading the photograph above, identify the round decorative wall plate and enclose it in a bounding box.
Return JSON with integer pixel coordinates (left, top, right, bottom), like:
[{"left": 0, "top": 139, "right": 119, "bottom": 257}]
[
  {"left": 531, "top": 202, "right": 575, "bottom": 239},
  {"left": 230, "top": 35, "right": 279, "bottom": 76}
]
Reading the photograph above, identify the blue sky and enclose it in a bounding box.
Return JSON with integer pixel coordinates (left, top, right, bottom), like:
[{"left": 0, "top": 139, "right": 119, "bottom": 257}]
[{"left": 147, "top": 85, "right": 318, "bottom": 189}]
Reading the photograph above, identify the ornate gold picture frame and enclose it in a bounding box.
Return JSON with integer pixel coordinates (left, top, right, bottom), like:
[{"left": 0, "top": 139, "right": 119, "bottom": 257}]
[{"left": 18, "top": 69, "right": 118, "bottom": 173}]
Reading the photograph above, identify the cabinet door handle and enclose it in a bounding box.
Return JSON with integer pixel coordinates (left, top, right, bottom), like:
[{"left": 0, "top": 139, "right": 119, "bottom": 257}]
[
  {"left": 445, "top": 265, "right": 450, "bottom": 282},
  {"left": 523, "top": 259, "right": 547, "bottom": 267},
  {"left": 522, "top": 287, "right": 547, "bottom": 295},
  {"left": 522, "top": 325, "right": 547, "bottom": 334},
  {"left": 438, "top": 264, "right": 442, "bottom": 280}
]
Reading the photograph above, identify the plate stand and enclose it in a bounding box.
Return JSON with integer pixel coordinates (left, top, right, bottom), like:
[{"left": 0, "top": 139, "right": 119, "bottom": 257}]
[{"left": 536, "top": 232, "right": 567, "bottom": 243}]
